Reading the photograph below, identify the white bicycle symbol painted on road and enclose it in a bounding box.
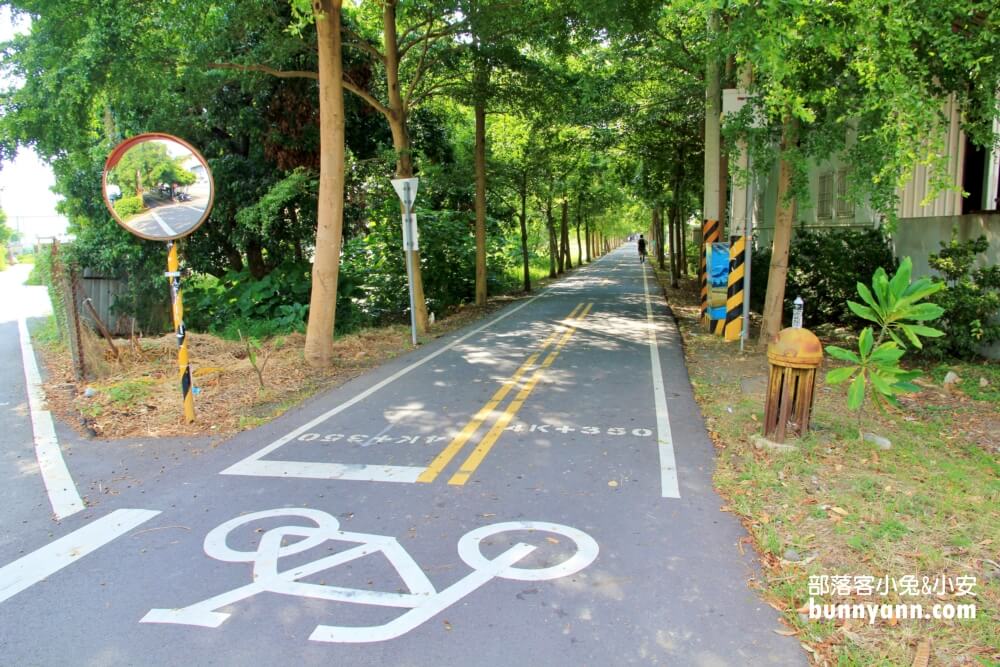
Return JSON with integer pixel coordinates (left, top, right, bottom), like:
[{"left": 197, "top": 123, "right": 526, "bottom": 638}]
[{"left": 141, "top": 508, "right": 598, "bottom": 643}]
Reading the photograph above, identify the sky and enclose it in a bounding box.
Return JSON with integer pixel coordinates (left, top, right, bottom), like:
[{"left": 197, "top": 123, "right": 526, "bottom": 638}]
[{"left": 0, "top": 6, "right": 69, "bottom": 244}]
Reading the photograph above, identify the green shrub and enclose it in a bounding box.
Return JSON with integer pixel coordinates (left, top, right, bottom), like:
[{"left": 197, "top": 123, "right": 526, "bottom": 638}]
[
  {"left": 751, "top": 227, "right": 897, "bottom": 326},
  {"left": 686, "top": 238, "right": 700, "bottom": 275},
  {"left": 338, "top": 209, "right": 516, "bottom": 324},
  {"left": 26, "top": 252, "right": 49, "bottom": 285},
  {"left": 184, "top": 261, "right": 313, "bottom": 340},
  {"left": 114, "top": 195, "right": 145, "bottom": 219},
  {"left": 0, "top": 212, "right": 12, "bottom": 268},
  {"left": 25, "top": 247, "right": 70, "bottom": 342},
  {"left": 922, "top": 233, "right": 1000, "bottom": 360},
  {"left": 186, "top": 205, "right": 518, "bottom": 341},
  {"left": 31, "top": 315, "right": 64, "bottom": 348}
]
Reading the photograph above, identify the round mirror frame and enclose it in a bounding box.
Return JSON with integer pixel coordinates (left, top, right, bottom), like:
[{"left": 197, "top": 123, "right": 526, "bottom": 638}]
[{"left": 102, "top": 132, "right": 215, "bottom": 242}]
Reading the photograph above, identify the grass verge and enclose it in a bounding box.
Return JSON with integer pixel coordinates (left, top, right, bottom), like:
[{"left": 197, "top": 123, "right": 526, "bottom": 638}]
[{"left": 652, "top": 266, "right": 999, "bottom": 666}]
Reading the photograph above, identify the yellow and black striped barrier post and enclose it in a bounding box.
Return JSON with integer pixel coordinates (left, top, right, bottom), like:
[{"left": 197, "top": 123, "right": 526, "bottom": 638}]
[
  {"left": 699, "top": 219, "right": 720, "bottom": 327},
  {"left": 713, "top": 313, "right": 725, "bottom": 336},
  {"left": 167, "top": 242, "right": 195, "bottom": 423},
  {"left": 724, "top": 235, "right": 746, "bottom": 341}
]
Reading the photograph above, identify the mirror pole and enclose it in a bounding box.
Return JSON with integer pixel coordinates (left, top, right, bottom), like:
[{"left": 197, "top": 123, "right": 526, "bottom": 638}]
[{"left": 166, "top": 241, "right": 195, "bottom": 423}]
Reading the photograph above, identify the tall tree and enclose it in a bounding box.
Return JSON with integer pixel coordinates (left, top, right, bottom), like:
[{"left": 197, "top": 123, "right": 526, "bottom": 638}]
[
  {"left": 711, "top": 0, "right": 1000, "bottom": 341},
  {"left": 212, "top": 1, "right": 475, "bottom": 332},
  {"left": 301, "top": 0, "right": 347, "bottom": 366}
]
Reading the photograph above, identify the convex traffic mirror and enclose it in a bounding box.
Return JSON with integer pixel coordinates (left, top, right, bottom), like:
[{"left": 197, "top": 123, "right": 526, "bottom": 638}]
[{"left": 102, "top": 133, "right": 214, "bottom": 241}]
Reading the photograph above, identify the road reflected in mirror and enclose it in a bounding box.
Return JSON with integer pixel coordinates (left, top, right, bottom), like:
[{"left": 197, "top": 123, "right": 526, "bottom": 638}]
[{"left": 103, "top": 135, "right": 213, "bottom": 241}]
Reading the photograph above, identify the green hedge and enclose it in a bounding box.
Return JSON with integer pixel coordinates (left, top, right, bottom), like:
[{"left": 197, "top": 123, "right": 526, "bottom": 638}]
[
  {"left": 114, "top": 195, "right": 145, "bottom": 219},
  {"left": 26, "top": 246, "right": 70, "bottom": 346},
  {"left": 923, "top": 234, "right": 1000, "bottom": 360},
  {"left": 751, "top": 227, "right": 898, "bottom": 327}
]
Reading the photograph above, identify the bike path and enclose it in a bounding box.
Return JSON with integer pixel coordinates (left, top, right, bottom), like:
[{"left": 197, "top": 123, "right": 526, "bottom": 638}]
[
  {"left": 0, "top": 265, "right": 66, "bottom": 555},
  {"left": 0, "top": 247, "right": 805, "bottom": 665},
  {"left": 0, "top": 320, "right": 53, "bottom": 550}
]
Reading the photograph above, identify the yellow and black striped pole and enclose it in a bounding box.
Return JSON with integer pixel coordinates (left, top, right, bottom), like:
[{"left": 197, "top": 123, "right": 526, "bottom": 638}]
[
  {"left": 167, "top": 242, "right": 195, "bottom": 423},
  {"left": 724, "top": 235, "right": 746, "bottom": 341},
  {"left": 700, "top": 219, "right": 720, "bottom": 326}
]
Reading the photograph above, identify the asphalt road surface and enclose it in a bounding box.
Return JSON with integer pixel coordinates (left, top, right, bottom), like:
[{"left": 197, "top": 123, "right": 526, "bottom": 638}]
[
  {"left": 0, "top": 264, "right": 58, "bottom": 558},
  {"left": 0, "top": 247, "right": 806, "bottom": 665},
  {"left": 126, "top": 194, "right": 208, "bottom": 239}
]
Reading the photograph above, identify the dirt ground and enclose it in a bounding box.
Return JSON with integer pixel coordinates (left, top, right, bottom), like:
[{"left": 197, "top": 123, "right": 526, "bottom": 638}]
[{"left": 38, "top": 298, "right": 514, "bottom": 441}]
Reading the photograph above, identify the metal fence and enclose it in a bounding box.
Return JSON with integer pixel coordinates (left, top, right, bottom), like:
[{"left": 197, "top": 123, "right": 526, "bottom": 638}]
[{"left": 80, "top": 268, "right": 135, "bottom": 336}]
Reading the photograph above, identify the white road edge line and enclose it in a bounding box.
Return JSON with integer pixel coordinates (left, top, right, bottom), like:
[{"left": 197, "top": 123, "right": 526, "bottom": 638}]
[
  {"left": 17, "top": 317, "right": 85, "bottom": 518},
  {"left": 641, "top": 265, "right": 681, "bottom": 499},
  {"left": 148, "top": 209, "right": 177, "bottom": 237},
  {"left": 0, "top": 508, "right": 161, "bottom": 604}
]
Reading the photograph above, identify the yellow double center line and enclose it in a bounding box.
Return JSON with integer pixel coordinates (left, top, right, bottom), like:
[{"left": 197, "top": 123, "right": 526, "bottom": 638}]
[{"left": 417, "top": 302, "right": 594, "bottom": 486}]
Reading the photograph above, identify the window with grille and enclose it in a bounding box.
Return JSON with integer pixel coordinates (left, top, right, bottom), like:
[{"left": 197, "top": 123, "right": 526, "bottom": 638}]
[
  {"left": 817, "top": 172, "right": 834, "bottom": 219},
  {"left": 836, "top": 168, "right": 854, "bottom": 218}
]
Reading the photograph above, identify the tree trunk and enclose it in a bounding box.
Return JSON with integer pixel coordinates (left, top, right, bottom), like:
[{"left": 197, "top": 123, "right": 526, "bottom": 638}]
[
  {"left": 556, "top": 199, "right": 565, "bottom": 273},
  {"left": 655, "top": 204, "right": 665, "bottom": 270},
  {"left": 473, "top": 61, "right": 488, "bottom": 307},
  {"left": 224, "top": 242, "right": 243, "bottom": 274},
  {"left": 561, "top": 198, "right": 571, "bottom": 271},
  {"left": 519, "top": 169, "right": 530, "bottom": 292},
  {"left": 304, "top": 0, "right": 346, "bottom": 367},
  {"left": 668, "top": 202, "right": 679, "bottom": 288},
  {"left": 703, "top": 10, "right": 722, "bottom": 227},
  {"left": 545, "top": 194, "right": 557, "bottom": 278},
  {"left": 584, "top": 215, "right": 591, "bottom": 263},
  {"left": 575, "top": 199, "right": 583, "bottom": 267},
  {"left": 680, "top": 216, "right": 688, "bottom": 276},
  {"left": 719, "top": 147, "right": 729, "bottom": 236},
  {"left": 759, "top": 118, "right": 798, "bottom": 344},
  {"left": 246, "top": 240, "right": 267, "bottom": 279},
  {"left": 669, "top": 163, "right": 681, "bottom": 287},
  {"left": 383, "top": 1, "right": 428, "bottom": 332}
]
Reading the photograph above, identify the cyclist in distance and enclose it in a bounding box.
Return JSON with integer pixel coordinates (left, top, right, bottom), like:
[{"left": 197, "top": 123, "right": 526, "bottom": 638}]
[{"left": 637, "top": 234, "right": 647, "bottom": 263}]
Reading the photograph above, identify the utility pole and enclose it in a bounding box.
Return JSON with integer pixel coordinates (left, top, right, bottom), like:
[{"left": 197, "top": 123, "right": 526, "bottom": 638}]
[{"left": 700, "top": 9, "right": 722, "bottom": 326}]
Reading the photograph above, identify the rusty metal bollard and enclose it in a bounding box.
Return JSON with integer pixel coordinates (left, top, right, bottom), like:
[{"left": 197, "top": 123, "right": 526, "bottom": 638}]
[{"left": 764, "top": 328, "right": 823, "bottom": 442}]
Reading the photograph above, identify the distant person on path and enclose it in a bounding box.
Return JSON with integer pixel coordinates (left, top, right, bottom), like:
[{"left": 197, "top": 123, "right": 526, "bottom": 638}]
[{"left": 637, "top": 234, "right": 647, "bottom": 263}]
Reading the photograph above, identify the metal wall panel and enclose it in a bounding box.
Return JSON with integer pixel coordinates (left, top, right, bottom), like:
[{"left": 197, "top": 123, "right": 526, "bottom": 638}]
[
  {"left": 80, "top": 271, "right": 135, "bottom": 336},
  {"left": 897, "top": 96, "right": 965, "bottom": 219}
]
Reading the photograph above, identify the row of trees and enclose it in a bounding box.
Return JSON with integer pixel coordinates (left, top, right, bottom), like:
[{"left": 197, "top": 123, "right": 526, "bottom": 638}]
[
  {"left": 2, "top": 1, "right": 996, "bottom": 362},
  {"left": 704, "top": 1, "right": 1000, "bottom": 341},
  {"left": 107, "top": 141, "right": 197, "bottom": 199},
  {"left": 1, "top": 0, "right": 694, "bottom": 366}
]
